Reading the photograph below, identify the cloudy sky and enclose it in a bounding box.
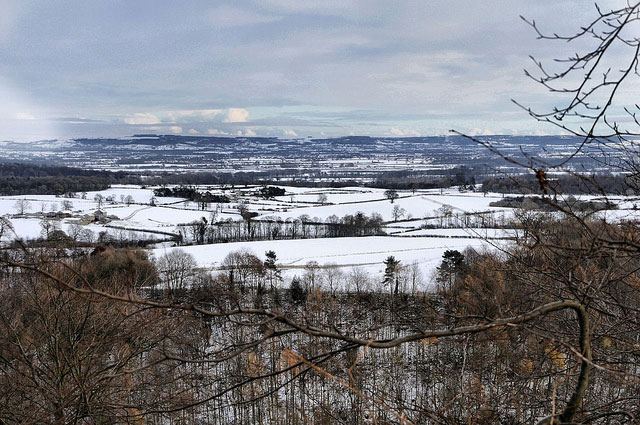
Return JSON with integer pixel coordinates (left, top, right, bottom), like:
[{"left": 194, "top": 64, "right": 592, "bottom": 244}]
[{"left": 0, "top": 0, "right": 628, "bottom": 141}]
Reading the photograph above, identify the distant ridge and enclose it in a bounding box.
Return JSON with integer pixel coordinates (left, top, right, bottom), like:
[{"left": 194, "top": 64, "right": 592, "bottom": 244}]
[{"left": 0, "top": 134, "right": 602, "bottom": 178}]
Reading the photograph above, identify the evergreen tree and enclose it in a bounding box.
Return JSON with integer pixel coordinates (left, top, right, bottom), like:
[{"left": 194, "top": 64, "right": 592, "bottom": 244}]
[
  {"left": 383, "top": 256, "right": 401, "bottom": 295},
  {"left": 264, "top": 250, "right": 282, "bottom": 291},
  {"left": 289, "top": 276, "right": 306, "bottom": 304},
  {"left": 436, "top": 249, "right": 466, "bottom": 291}
]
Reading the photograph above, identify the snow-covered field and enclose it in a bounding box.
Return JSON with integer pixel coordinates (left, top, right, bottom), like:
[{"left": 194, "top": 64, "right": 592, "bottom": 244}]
[
  {"left": 0, "top": 185, "right": 184, "bottom": 242},
  {"left": 151, "top": 235, "right": 497, "bottom": 288},
  {"left": 262, "top": 190, "right": 512, "bottom": 222},
  {"left": 2, "top": 184, "right": 637, "bottom": 285},
  {"left": 397, "top": 228, "right": 513, "bottom": 238},
  {"left": 108, "top": 206, "right": 218, "bottom": 231},
  {"left": 2, "top": 186, "right": 514, "bottom": 243}
]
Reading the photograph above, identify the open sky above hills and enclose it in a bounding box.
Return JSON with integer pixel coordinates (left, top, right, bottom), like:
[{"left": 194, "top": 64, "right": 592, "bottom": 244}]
[{"left": 0, "top": 0, "right": 633, "bottom": 141}]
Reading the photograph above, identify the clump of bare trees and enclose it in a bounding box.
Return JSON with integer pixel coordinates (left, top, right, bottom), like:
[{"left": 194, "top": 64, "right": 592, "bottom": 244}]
[
  {"left": 4, "top": 237, "right": 628, "bottom": 424},
  {"left": 0, "top": 248, "right": 207, "bottom": 423},
  {"left": 179, "top": 211, "right": 385, "bottom": 245}
]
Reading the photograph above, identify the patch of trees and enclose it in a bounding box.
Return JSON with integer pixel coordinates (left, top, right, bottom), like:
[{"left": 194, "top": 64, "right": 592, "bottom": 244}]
[
  {"left": 0, "top": 162, "right": 138, "bottom": 195},
  {"left": 482, "top": 174, "right": 634, "bottom": 195},
  {"left": 139, "top": 166, "right": 483, "bottom": 191},
  {"left": 0, "top": 248, "right": 203, "bottom": 422},
  {"left": 490, "top": 195, "right": 616, "bottom": 212},
  {"left": 258, "top": 186, "right": 286, "bottom": 198},
  {"left": 179, "top": 212, "right": 385, "bottom": 244},
  {"left": 0, "top": 176, "right": 110, "bottom": 196},
  {"left": 145, "top": 170, "right": 306, "bottom": 187},
  {"left": 418, "top": 206, "right": 512, "bottom": 229},
  {"left": 3, "top": 224, "right": 171, "bottom": 251},
  {"left": 372, "top": 166, "right": 478, "bottom": 190},
  {"left": 153, "top": 186, "right": 230, "bottom": 208}
]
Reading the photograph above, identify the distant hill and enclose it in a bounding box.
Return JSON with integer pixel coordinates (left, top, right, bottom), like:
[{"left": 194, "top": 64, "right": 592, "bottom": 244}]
[{"left": 0, "top": 135, "right": 609, "bottom": 182}]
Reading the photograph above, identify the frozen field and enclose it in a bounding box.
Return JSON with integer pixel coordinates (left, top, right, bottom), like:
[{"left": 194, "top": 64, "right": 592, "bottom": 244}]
[
  {"left": 0, "top": 185, "right": 184, "bottom": 242},
  {"left": 273, "top": 187, "right": 389, "bottom": 204},
  {"left": 2, "top": 184, "right": 639, "bottom": 283},
  {"left": 397, "top": 228, "right": 512, "bottom": 238},
  {"left": 260, "top": 191, "right": 512, "bottom": 222},
  {"left": 152, "top": 235, "right": 497, "bottom": 287},
  {"left": 1, "top": 186, "right": 514, "bottom": 242}
]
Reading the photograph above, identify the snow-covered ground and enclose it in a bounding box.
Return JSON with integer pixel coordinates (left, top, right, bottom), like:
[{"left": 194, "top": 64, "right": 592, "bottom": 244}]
[
  {"left": 397, "top": 228, "right": 512, "bottom": 238},
  {"left": 273, "top": 187, "right": 388, "bottom": 204},
  {"left": 3, "top": 184, "right": 639, "bottom": 284},
  {"left": 259, "top": 191, "right": 512, "bottom": 222},
  {"left": 0, "top": 195, "right": 96, "bottom": 215},
  {"left": 0, "top": 185, "right": 183, "bottom": 242},
  {"left": 109, "top": 206, "right": 215, "bottom": 230},
  {"left": 152, "top": 235, "right": 499, "bottom": 287},
  {"left": 6, "top": 218, "right": 45, "bottom": 240}
]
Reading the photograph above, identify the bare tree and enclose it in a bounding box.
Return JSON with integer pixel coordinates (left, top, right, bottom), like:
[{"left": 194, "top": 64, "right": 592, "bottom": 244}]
[
  {"left": 317, "top": 193, "right": 328, "bottom": 205},
  {"left": 93, "top": 193, "right": 104, "bottom": 209},
  {"left": 39, "top": 219, "right": 59, "bottom": 239},
  {"left": 302, "top": 260, "right": 320, "bottom": 291},
  {"left": 13, "top": 199, "right": 30, "bottom": 215},
  {"left": 347, "top": 266, "right": 370, "bottom": 294},
  {"left": 392, "top": 204, "right": 406, "bottom": 221},
  {"left": 0, "top": 216, "right": 13, "bottom": 243},
  {"left": 384, "top": 188, "right": 399, "bottom": 203},
  {"left": 156, "top": 249, "right": 198, "bottom": 291},
  {"left": 67, "top": 223, "right": 83, "bottom": 241},
  {"left": 322, "top": 263, "right": 343, "bottom": 295},
  {"left": 221, "top": 249, "right": 264, "bottom": 290},
  {"left": 403, "top": 261, "right": 423, "bottom": 294}
]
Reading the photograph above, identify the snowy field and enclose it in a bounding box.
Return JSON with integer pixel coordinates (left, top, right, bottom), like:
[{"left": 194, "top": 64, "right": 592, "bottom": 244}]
[
  {"left": 2, "top": 184, "right": 638, "bottom": 284},
  {"left": 1, "top": 185, "right": 516, "bottom": 243},
  {"left": 151, "top": 235, "right": 498, "bottom": 289},
  {"left": 397, "top": 228, "right": 513, "bottom": 238},
  {"left": 263, "top": 189, "right": 513, "bottom": 222},
  {"left": 0, "top": 185, "right": 185, "bottom": 242}
]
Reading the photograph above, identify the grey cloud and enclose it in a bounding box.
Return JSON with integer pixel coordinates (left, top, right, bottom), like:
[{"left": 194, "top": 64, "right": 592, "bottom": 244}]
[{"left": 0, "top": 1, "right": 636, "bottom": 140}]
